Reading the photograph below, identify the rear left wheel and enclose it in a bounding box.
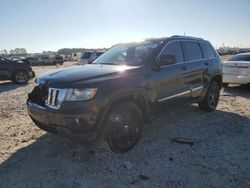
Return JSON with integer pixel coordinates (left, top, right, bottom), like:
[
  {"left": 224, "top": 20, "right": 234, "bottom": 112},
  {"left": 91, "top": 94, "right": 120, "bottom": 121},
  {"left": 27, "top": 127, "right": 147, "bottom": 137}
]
[
  {"left": 105, "top": 102, "right": 143, "bottom": 153},
  {"left": 199, "top": 81, "right": 220, "bottom": 112}
]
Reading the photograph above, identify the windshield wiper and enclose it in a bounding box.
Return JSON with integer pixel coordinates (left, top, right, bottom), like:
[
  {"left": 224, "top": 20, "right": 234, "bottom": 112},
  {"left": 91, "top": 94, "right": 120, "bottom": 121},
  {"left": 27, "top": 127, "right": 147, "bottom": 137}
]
[{"left": 97, "top": 62, "right": 119, "bottom": 65}]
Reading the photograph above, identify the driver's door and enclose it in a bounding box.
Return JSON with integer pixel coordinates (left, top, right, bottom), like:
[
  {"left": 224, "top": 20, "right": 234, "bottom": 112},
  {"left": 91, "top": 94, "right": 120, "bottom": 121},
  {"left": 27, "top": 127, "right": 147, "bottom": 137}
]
[{"left": 149, "top": 41, "right": 192, "bottom": 114}]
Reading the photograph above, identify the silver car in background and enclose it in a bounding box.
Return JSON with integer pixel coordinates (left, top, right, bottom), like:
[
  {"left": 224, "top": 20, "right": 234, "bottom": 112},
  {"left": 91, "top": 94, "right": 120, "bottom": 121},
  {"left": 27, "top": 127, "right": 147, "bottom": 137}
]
[{"left": 223, "top": 53, "right": 250, "bottom": 86}]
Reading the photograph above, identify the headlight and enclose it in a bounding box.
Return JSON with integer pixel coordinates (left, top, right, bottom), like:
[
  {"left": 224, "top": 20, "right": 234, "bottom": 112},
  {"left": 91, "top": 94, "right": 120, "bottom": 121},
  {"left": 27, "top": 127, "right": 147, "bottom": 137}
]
[{"left": 65, "top": 88, "right": 97, "bottom": 101}]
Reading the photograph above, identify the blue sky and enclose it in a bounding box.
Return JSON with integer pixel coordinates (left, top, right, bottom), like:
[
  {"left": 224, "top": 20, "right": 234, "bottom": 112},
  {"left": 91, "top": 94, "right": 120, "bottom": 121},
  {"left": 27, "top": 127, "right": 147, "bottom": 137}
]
[{"left": 0, "top": 0, "right": 249, "bottom": 53}]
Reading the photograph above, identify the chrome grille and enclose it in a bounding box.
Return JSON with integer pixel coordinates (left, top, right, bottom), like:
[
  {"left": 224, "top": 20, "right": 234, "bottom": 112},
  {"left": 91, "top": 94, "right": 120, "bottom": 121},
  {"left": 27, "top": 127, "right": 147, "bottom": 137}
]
[{"left": 46, "top": 88, "right": 67, "bottom": 109}]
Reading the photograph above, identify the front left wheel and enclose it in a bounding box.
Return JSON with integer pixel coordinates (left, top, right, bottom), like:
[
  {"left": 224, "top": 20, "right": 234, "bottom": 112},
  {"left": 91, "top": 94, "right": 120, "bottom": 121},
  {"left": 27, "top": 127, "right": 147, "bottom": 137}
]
[
  {"left": 105, "top": 102, "right": 143, "bottom": 153},
  {"left": 13, "top": 70, "right": 29, "bottom": 84}
]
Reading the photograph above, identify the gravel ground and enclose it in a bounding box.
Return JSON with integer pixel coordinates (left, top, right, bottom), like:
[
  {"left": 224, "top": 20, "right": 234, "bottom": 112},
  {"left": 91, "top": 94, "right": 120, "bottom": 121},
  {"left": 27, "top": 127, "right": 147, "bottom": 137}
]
[{"left": 0, "top": 61, "right": 249, "bottom": 188}]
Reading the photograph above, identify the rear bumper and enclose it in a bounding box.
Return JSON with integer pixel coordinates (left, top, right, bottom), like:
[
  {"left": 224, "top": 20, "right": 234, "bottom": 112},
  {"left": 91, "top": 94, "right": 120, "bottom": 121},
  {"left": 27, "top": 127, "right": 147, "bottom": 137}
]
[
  {"left": 27, "top": 101, "right": 99, "bottom": 143},
  {"left": 223, "top": 74, "right": 249, "bottom": 84}
]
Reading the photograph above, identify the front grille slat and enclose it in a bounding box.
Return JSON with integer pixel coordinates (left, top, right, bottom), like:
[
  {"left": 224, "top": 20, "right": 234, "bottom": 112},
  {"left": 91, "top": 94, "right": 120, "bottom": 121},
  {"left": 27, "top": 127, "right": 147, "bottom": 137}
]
[
  {"left": 47, "top": 89, "right": 51, "bottom": 105},
  {"left": 51, "top": 90, "right": 56, "bottom": 106},
  {"left": 45, "top": 88, "right": 67, "bottom": 109},
  {"left": 54, "top": 90, "right": 59, "bottom": 106}
]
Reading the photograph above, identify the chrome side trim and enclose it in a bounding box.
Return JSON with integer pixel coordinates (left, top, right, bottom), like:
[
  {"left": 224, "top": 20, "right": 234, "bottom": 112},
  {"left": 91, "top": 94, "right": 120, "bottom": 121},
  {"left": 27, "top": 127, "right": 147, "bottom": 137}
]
[
  {"left": 158, "top": 85, "right": 204, "bottom": 102},
  {"left": 158, "top": 90, "right": 190, "bottom": 102},
  {"left": 191, "top": 85, "right": 203, "bottom": 92}
]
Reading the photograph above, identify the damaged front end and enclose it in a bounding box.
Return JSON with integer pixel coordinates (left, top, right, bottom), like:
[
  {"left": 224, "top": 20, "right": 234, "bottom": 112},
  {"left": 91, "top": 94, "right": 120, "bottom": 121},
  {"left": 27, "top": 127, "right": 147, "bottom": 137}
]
[
  {"left": 26, "top": 84, "right": 99, "bottom": 143},
  {"left": 27, "top": 84, "right": 48, "bottom": 106}
]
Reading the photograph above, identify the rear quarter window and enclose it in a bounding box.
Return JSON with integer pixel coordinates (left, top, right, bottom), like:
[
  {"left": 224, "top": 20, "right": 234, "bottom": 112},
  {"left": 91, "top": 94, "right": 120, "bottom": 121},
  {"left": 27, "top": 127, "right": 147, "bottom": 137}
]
[
  {"left": 200, "top": 42, "right": 216, "bottom": 58},
  {"left": 182, "top": 41, "right": 203, "bottom": 61}
]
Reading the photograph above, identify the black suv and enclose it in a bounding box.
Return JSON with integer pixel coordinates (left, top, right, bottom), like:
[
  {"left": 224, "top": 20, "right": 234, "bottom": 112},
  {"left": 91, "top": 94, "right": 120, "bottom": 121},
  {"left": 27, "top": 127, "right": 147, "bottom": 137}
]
[
  {"left": 27, "top": 36, "right": 222, "bottom": 153},
  {"left": 0, "top": 56, "right": 35, "bottom": 84}
]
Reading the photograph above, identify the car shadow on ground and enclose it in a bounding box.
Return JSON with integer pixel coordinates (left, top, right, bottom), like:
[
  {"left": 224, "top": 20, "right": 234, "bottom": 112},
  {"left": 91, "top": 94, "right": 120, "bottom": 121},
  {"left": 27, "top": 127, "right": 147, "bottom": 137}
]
[
  {"left": 0, "top": 106, "right": 249, "bottom": 187},
  {"left": 0, "top": 81, "right": 28, "bottom": 93},
  {"left": 223, "top": 84, "right": 250, "bottom": 99}
]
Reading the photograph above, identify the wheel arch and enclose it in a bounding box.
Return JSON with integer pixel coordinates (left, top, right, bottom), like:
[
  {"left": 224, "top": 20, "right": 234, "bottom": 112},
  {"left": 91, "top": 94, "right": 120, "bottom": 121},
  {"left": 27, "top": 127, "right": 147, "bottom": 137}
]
[
  {"left": 96, "top": 92, "right": 151, "bottom": 135},
  {"left": 211, "top": 74, "right": 222, "bottom": 88},
  {"left": 11, "top": 69, "right": 28, "bottom": 78},
  {"left": 11, "top": 69, "right": 29, "bottom": 83}
]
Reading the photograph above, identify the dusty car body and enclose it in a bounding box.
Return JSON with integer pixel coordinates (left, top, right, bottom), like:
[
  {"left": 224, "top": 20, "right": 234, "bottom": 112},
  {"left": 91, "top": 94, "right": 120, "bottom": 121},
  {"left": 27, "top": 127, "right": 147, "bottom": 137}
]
[{"left": 27, "top": 36, "right": 222, "bottom": 153}]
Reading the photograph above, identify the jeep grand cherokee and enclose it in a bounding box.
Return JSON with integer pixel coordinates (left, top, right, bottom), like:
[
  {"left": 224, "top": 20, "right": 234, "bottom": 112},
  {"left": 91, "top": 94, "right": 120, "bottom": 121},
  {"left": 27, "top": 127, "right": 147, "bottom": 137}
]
[{"left": 27, "top": 36, "right": 222, "bottom": 153}]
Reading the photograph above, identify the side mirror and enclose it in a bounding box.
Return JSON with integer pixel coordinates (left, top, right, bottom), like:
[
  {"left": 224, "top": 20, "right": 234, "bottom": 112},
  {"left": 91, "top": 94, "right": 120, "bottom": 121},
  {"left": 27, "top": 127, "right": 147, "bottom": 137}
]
[{"left": 158, "top": 55, "right": 176, "bottom": 66}]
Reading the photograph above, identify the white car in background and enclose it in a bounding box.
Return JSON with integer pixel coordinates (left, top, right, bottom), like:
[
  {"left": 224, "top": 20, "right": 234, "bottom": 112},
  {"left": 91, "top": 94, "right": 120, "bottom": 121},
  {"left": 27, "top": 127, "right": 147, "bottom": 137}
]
[{"left": 223, "top": 53, "right": 250, "bottom": 86}]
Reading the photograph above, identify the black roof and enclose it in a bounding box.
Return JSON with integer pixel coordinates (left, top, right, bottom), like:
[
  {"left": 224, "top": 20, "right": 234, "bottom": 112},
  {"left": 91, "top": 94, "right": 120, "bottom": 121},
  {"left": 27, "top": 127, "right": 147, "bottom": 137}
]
[
  {"left": 170, "top": 35, "right": 204, "bottom": 40},
  {"left": 145, "top": 35, "right": 206, "bottom": 43}
]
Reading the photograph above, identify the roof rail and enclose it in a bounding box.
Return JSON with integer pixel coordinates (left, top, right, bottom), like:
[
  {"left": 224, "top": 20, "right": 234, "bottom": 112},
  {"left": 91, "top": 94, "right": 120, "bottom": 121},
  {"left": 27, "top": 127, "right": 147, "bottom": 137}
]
[
  {"left": 171, "top": 35, "right": 204, "bottom": 40},
  {"left": 145, "top": 37, "right": 167, "bottom": 41}
]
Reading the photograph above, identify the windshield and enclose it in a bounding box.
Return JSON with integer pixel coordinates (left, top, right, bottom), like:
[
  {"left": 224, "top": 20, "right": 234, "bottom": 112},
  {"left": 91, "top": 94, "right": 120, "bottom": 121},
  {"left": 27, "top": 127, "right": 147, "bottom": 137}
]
[{"left": 92, "top": 42, "right": 160, "bottom": 66}]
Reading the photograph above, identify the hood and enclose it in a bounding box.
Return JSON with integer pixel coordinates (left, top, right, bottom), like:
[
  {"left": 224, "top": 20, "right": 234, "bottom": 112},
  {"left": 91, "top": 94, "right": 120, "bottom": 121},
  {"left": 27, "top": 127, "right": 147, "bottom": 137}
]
[{"left": 37, "top": 64, "right": 140, "bottom": 86}]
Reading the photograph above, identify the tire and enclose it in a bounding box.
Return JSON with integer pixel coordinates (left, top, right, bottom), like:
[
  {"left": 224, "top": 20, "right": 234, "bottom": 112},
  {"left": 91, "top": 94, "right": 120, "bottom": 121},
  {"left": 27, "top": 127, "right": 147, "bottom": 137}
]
[
  {"left": 105, "top": 102, "right": 143, "bottom": 153},
  {"left": 12, "top": 70, "right": 29, "bottom": 84},
  {"left": 199, "top": 81, "right": 220, "bottom": 112}
]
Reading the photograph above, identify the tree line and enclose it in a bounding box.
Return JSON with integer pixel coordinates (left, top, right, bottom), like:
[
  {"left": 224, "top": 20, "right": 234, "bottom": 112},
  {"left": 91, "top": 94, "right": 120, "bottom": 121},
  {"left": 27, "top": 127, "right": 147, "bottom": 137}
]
[
  {"left": 0, "top": 48, "right": 27, "bottom": 56},
  {"left": 0, "top": 47, "right": 107, "bottom": 56},
  {"left": 57, "top": 48, "right": 107, "bottom": 55}
]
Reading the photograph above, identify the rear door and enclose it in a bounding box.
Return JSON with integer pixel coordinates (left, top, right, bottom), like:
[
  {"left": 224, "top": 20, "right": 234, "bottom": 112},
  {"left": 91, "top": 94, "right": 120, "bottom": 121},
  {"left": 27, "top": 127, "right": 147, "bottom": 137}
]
[{"left": 182, "top": 41, "right": 209, "bottom": 98}]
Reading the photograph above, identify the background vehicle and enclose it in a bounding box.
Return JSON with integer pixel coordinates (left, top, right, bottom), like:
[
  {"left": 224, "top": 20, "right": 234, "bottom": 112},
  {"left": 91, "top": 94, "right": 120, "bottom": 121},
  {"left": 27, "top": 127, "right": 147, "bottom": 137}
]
[
  {"left": 72, "top": 52, "right": 81, "bottom": 61},
  {"left": 78, "top": 51, "right": 104, "bottom": 65},
  {"left": 0, "top": 56, "right": 35, "bottom": 84},
  {"left": 51, "top": 55, "right": 64, "bottom": 65},
  {"left": 27, "top": 36, "right": 222, "bottom": 153},
  {"left": 35, "top": 55, "right": 51, "bottom": 65},
  {"left": 30, "top": 55, "right": 64, "bottom": 66},
  {"left": 223, "top": 53, "right": 250, "bottom": 86}
]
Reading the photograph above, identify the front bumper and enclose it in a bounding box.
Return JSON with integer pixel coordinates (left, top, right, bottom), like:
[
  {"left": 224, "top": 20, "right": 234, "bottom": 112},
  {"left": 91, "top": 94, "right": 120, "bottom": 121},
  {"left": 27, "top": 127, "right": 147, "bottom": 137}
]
[
  {"left": 223, "top": 74, "right": 249, "bottom": 84},
  {"left": 27, "top": 101, "right": 100, "bottom": 143},
  {"left": 29, "top": 71, "right": 36, "bottom": 79}
]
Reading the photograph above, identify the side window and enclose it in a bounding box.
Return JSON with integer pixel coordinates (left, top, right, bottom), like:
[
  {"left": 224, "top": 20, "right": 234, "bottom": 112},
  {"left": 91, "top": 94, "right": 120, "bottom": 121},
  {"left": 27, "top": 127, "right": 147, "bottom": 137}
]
[
  {"left": 238, "top": 56, "right": 245, "bottom": 61},
  {"left": 182, "top": 41, "right": 203, "bottom": 61},
  {"left": 200, "top": 43, "right": 216, "bottom": 58},
  {"left": 161, "top": 41, "right": 184, "bottom": 63},
  {"left": 228, "top": 54, "right": 250, "bottom": 61},
  {"left": 237, "top": 55, "right": 250, "bottom": 61},
  {"left": 246, "top": 55, "right": 250, "bottom": 61}
]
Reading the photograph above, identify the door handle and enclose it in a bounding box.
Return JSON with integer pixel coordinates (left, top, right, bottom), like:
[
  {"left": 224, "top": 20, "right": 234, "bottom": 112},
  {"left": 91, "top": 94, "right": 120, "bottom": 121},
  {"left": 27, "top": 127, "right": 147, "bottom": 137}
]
[
  {"left": 181, "top": 66, "right": 188, "bottom": 71},
  {"left": 204, "top": 62, "right": 209, "bottom": 66}
]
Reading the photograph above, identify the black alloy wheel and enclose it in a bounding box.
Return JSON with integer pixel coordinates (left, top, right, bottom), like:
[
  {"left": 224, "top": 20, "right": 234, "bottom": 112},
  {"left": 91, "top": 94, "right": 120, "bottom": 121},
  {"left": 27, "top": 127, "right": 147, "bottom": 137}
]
[
  {"left": 199, "top": 81, "right": 220, "bottom": 112},
  {"left": 105, "top": 102, "right": 143, "bottom": 153}
]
